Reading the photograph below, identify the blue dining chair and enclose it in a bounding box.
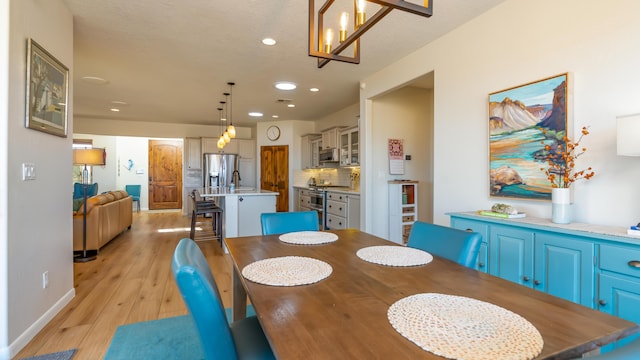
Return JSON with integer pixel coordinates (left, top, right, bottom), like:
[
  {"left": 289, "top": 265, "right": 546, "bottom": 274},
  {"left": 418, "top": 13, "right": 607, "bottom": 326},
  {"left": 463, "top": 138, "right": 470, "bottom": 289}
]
[
  {"left": 172, "top": 238, "right": 275, "bottom": 360},
  {"left": 125, "top": 184, "right": 141, "bottom": 212},
  {"left": 580, "top": 337, "right": 640, "bottom": 359},
  {"left": 407, "top": 221, "right": 482, "bottom": 268},
  {"left": 260, "top": 211, "right": 319, "bottom": 235}
]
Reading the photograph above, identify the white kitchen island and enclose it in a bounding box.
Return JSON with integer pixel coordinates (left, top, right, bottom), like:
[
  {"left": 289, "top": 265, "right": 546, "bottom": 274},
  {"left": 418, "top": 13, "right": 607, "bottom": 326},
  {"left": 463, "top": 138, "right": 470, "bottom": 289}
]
[{"left": 199, "top": 187, "right": 278, "bottom": 240}]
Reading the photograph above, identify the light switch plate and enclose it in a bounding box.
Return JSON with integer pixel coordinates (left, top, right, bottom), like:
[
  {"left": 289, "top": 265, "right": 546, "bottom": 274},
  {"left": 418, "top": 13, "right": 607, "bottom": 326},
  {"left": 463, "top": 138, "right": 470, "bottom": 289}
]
[{"left": 22, "top": 163, "right": 36, "bottom": 180}]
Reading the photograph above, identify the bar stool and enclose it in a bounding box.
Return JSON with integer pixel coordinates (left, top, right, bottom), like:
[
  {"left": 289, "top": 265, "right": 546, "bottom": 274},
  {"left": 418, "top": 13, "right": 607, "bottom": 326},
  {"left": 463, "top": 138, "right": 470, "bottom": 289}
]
[{"left": 190, "top": 190, "right": 223, "bottom": 244}]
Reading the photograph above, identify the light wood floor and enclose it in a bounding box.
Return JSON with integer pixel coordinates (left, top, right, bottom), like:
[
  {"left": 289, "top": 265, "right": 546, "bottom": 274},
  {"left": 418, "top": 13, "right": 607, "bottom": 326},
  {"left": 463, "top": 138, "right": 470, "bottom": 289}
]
[{"left": 15, "top": 211, "right": 232, "bottom": 360}]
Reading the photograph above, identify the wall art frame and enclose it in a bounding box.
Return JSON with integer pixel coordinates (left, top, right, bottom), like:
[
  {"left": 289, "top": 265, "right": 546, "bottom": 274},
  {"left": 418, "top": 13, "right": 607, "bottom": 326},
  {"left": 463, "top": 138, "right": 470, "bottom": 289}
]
[
  {"left": 25, "top": 38, "right": 69, "bottom": 137},
  {"left": 488, "top": 73, "right": 568, "bottom": 201}
]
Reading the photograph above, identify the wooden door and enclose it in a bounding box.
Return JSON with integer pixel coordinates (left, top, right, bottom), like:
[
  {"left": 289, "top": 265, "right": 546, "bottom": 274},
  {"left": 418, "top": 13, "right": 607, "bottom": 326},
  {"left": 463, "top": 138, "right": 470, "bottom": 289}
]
[
  {"left": 149, "top": 140, "right": 183, "bottom": 210},
  {"left": 260, "top": 145, "right": 288, "bottom": 212}
]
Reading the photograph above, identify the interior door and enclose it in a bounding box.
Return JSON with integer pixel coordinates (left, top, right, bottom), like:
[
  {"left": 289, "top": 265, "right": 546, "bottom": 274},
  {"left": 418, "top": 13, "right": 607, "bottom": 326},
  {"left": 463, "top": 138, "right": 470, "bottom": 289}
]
[
  {"left": 260, "top": 145, "right": 288, "bottom": 212},
  {"left": 149, "top": 140, "right": 183, "bottom": 210}
]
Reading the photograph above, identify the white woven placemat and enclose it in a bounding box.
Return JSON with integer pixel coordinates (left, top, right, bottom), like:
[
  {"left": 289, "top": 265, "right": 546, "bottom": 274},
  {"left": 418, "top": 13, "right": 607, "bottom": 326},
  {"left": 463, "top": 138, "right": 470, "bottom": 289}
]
[
  {"left": 388, "top": 293, "right": 544, "bottom": 360},
  {"left": 279, "top": 231, "right": 338, "bottom": 245},
  {"left": 241, "top": 256, "right": 333, "bottom": 286},
  {"left": 356, "top": 246, "right": 434, "bottom": 267}
]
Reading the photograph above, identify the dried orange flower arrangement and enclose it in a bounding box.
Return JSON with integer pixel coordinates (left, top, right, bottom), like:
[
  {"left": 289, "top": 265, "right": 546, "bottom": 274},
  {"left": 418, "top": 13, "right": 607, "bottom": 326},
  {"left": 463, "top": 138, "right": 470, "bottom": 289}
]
[{"left": 539, "top": 126, "right": 595, "bottom": 188}]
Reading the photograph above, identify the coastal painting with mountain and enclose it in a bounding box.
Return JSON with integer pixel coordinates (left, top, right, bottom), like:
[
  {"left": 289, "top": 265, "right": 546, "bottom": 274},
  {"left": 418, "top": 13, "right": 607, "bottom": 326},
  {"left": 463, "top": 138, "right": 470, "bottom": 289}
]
[{"left": 488, "top": 73, "right": 567, "bottom": 200}]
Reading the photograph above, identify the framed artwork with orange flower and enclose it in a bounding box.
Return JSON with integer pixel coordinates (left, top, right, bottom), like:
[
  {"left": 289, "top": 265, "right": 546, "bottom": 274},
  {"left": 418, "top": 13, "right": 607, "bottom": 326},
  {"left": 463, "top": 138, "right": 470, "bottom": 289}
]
[{"left": 488, "top": 73, "right": 568, "bottom": 200}]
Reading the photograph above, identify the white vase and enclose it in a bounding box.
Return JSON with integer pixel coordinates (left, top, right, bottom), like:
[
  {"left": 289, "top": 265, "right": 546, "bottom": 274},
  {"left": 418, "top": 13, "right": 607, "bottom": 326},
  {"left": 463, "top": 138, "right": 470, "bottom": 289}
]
[{"left": 551, "top": 188, "right": 571, "bottom": 224}]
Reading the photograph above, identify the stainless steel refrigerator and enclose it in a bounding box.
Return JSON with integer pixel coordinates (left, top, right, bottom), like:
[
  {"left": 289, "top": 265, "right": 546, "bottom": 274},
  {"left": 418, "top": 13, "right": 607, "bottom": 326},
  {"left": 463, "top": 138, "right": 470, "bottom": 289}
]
[{"left": 203, "top": 153, "right": 240, "bottom": 188}]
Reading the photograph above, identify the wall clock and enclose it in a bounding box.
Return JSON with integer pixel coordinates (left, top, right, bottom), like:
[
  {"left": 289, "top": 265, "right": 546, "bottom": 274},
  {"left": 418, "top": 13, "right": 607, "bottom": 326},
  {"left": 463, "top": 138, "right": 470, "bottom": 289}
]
[{"left": 267, "top": 125, "right": 281, "bottom": 141}]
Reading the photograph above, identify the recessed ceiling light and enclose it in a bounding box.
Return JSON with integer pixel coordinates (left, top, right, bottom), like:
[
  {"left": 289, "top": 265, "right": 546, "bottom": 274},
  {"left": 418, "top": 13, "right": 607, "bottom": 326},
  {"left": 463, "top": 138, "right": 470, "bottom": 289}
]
[
  {"left": 310, "top": 88, "right": 319, "bottom": 92},
  {"left": 110, "top": 108, "right": 120, "bottom": 112},
  {"left": 111, "top": 100, "right": 128, "bottom": 106},
  {"left": 275, "top": 82, "right": 297, "bottom": 91},
  {"left": 249, "top": 112, "right": 263, "bottom": 117},
  {"left": 262, "top": 38, "right": 277, "bottom": 46},
  {"left": 287, "top": 104, "right": 296, "bottom": 108},
  {"left": 82, "top": 76, "right": 108, "bottom": 85},
  {"left": 272, "top": 115, "right": 279, "bottom": 118}
]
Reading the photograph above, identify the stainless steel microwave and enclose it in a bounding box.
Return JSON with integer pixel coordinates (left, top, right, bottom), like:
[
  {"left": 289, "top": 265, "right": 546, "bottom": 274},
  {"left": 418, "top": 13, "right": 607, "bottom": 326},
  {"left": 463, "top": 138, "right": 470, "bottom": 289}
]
[{"left": 319, "top": 148, "right": 339, "bottom": 162}]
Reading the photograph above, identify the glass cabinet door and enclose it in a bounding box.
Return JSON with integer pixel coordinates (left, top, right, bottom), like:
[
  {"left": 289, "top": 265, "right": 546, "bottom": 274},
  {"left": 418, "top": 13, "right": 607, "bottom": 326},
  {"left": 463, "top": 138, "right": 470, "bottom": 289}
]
[{"left": 350, "top": 130, "right": 359, "bottom": 165}]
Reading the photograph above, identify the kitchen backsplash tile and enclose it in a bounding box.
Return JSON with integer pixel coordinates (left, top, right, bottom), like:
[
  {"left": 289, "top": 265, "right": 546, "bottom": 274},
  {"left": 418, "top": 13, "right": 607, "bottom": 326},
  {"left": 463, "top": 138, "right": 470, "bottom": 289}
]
[{"left": 293, "top": 168, "right": 360, "bottom": 190}]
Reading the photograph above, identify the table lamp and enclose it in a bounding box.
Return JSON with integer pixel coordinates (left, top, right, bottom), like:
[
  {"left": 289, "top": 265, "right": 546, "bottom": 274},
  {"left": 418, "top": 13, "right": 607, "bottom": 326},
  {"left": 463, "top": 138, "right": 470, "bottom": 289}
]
[
  {"left": 73, "top": 147, "right": 106, "bottom": 262},
  {"left": 617, "top": 114, "right": 640, "bottom": 228}
]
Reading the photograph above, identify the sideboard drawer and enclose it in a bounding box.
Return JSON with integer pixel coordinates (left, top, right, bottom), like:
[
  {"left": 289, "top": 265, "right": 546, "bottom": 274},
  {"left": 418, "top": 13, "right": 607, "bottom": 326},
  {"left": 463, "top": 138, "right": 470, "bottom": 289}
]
[{"left": 600, "top": 244, "right": 640, "bottom": 278}]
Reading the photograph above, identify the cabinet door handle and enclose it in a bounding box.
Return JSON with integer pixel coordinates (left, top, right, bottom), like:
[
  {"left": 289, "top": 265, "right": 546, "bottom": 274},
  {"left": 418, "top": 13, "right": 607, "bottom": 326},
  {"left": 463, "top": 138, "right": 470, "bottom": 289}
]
[
  {"left": 598, "top": 299, "right": 607, "bottom": 306},
  {"left": 478, "top": 262, "right": 485, "bottom": 268},
  {"left": 239, "top": 197, "right": 243, "bottom": 202},
  {"left": 628, "top": 260, "right": 640, "bottom": 268},
  {"left": 339, "top": 207, "right": 343, "bottom": 211},
  {"left": 523, "top": 276, "right": 530, "bottom": 282},
  {"left": 533, "top": 280, "right": 541, "bottom": 285}
]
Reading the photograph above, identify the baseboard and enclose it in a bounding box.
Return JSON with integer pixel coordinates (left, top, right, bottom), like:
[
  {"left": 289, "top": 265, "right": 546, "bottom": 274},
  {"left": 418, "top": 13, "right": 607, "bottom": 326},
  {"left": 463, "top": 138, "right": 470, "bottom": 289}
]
[{"left": 7, "top": 287, "right": 75, "bottom": 358}]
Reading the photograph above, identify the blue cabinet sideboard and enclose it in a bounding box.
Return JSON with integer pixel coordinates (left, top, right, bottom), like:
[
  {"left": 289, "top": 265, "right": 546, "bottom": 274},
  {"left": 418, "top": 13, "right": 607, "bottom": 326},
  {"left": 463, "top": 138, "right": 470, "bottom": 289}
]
[{"left": 449, "top": 212, "right": 639, "bottom": 324}]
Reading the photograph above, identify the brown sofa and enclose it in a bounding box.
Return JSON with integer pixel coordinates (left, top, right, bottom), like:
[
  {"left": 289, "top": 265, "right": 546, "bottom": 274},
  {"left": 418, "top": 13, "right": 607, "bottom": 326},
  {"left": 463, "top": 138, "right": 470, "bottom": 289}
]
[{"left": 73, "top": 190, "right": 133, "bottom": 252}]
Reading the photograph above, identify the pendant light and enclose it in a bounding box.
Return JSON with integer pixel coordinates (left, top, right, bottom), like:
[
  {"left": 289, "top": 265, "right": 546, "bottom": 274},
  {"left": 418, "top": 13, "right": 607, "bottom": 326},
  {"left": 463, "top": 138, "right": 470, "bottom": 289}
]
[
  {"left": 222, "top": 92, "right": 231, "bottom": 143},
  {"left": 217, "top": 103, "right": 225, "bottom": 149},
  {"left": 226, "top": 82, "right": 236, "bottom": 138}
]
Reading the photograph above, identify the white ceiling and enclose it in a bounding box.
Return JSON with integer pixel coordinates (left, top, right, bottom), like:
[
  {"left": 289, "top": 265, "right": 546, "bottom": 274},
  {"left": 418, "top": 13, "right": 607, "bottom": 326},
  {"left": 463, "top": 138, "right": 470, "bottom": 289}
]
[{"left": 63, "top": 0, "right": 507, "bottom": 127}]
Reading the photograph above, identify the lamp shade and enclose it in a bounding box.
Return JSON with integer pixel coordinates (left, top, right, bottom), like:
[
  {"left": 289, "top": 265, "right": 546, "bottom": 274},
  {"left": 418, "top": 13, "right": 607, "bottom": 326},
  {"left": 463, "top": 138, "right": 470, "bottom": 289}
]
[{"left": 73, "top": 148, "right": 106, "bottom": 166}]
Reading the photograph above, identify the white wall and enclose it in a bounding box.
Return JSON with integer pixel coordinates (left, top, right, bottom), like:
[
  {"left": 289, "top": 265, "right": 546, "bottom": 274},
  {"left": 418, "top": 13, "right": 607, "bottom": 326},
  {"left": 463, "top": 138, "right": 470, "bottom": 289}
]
[
  {"left": 1, "top": 0, "right": 9, "bottom": 356},
  {"left": 3, "top": 0, "right": 75, "bottom": 357},
  {"left": 315, "top": 103, "right": 359, "bottom": 130},
  {"left": 363, "top": 0, "right": 640, "bottom": 229},
  {"left": 369, "top": 86, "right": 433, "bottom": 239}
]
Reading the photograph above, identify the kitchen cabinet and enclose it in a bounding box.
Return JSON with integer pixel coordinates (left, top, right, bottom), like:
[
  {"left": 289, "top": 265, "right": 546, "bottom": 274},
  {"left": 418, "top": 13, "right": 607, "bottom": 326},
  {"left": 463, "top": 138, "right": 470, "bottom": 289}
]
[
  {"left": 296, "top": 188, "right": 312, "bottom": 211},
  {"left": 325, "top": 191, "right": 359, "bottom": 230},
  {"left": 300, "top": 134, "right": 321, "bottom": 169},
  {"left": 339, "top": 127, "right": 359, "bottom": 166},
  {"left": 321, "top": 126, "right": 344, "bottom": 149},
  {"left": 185, "top": 137, "right": 202, "bottom": 169},
  {"left": 388, "top": 181, "right": 418, "bottom": 245},
  {"left": 347, "top": 194, "right": 360, "bottom": 229},
  {"left": 236, "top": 139, "right": 256, "bottom": 159}
]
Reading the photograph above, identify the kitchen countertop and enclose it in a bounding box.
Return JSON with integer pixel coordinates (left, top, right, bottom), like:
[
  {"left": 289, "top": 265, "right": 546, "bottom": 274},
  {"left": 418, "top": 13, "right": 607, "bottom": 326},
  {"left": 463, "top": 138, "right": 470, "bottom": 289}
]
[
  {"left": 199, "top": 187, "right": 278, "bottom": 197},
  {"left": 293, "top": 185, "right": 360, "bottom": 195}
]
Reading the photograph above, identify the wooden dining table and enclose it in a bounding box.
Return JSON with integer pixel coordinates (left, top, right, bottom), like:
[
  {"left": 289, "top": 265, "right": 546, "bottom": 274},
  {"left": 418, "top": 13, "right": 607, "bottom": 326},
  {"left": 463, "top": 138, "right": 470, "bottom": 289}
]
[{"left": 225, "top": 229, "right": 639, "bottom": 359}]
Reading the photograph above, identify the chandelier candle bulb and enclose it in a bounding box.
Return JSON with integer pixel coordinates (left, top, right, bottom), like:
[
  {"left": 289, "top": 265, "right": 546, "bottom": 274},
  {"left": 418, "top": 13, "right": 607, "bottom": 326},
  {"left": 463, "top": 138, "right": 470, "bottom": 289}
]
[
  {"left": 339, "top": 12, "right": 348, "bottom": 42},
  {"left": 356, "top": 0, "right": 366, "bottom": 28},
  {"left": 324, "top": 28, "right": 333, "bottom": 52}
]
